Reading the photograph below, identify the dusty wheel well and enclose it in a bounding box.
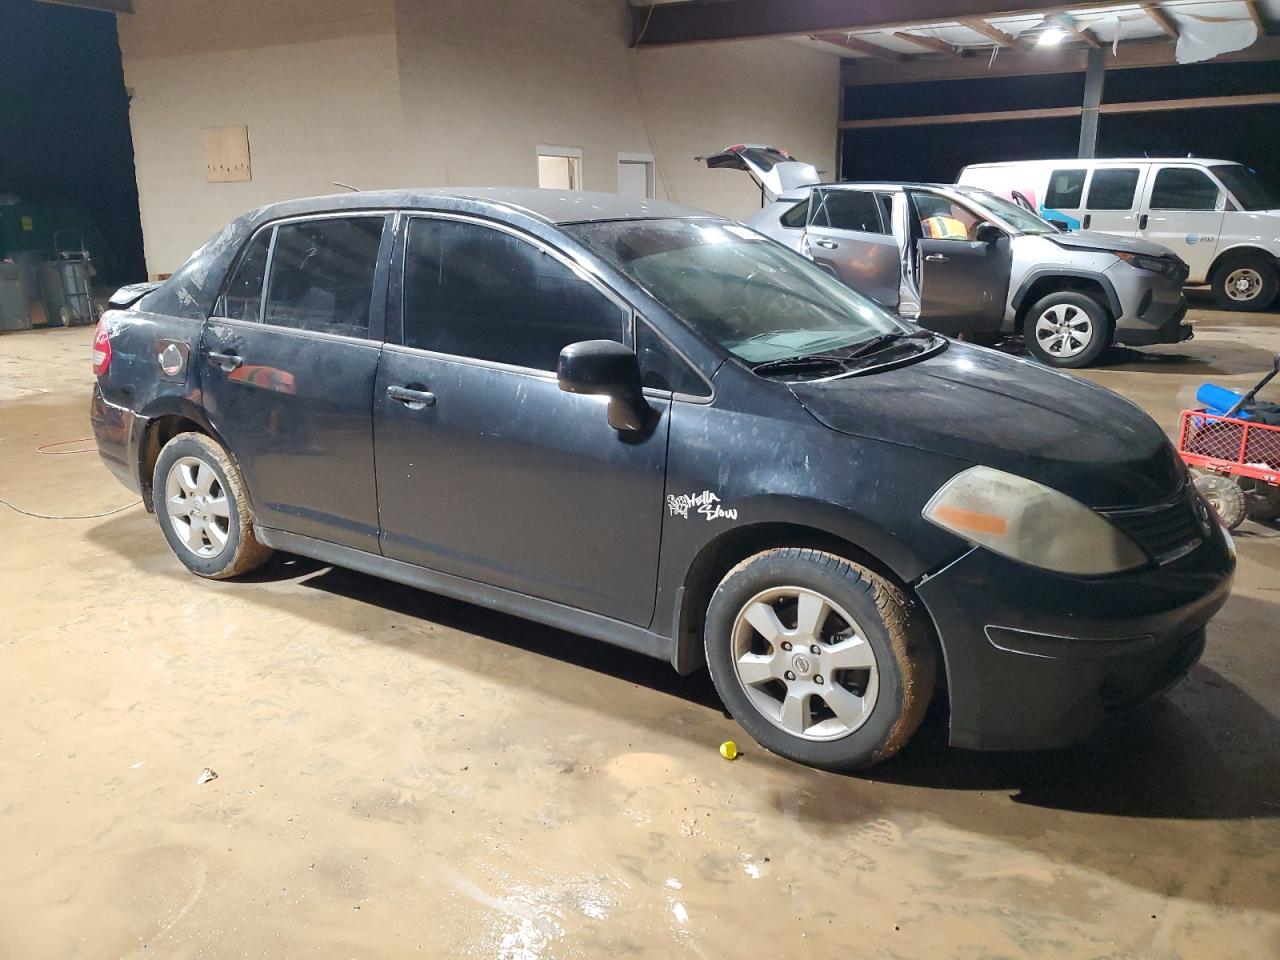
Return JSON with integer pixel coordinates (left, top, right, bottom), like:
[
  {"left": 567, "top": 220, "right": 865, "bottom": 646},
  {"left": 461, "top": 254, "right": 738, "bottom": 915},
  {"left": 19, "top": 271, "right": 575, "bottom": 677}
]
[
  {"left": 1015, "top": 276, "right": 1112, "bottom": 330},
  {"left": 673, "top": 522, "right": 937, "bottom": 677},
  {"left": 1208, "top": 246, "right": 1277, "bottom": 281},
  {"left": 139, "top": 415, "right": 204, "bottom": 510}
]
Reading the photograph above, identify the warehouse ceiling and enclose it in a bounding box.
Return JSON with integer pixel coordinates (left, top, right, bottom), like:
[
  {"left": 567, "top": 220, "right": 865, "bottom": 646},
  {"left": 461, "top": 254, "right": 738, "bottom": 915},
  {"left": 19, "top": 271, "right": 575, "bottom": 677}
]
[{"left": 630, "top": 1, "right": 1275, "bottom": 54}]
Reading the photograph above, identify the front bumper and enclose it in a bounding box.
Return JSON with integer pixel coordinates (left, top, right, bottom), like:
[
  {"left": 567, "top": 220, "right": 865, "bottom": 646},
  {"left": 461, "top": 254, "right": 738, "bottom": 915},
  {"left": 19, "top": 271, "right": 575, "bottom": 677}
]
[
  {"left": 915, "top": 525, "right": 1234, "bottom": 751},
  {"left": 1116, "top": 295, "right": 1191, "bottom": 346}
]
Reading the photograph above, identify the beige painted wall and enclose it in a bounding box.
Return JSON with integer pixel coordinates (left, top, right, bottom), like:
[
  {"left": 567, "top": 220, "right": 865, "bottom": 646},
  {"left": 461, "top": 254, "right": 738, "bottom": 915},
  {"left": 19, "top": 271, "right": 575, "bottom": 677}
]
[
  {"left": 119, "top": 0, "right": 838, "bottom": 273},
  {"left": 119, "top": 0, "right": 404, "bottom": 274}
]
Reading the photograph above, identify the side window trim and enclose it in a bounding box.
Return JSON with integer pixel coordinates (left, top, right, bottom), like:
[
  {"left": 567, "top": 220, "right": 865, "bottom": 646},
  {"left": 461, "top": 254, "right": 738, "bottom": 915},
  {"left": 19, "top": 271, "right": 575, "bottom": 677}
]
[
  {"left": 636, "top": 316, "right": 715, "bottom": 402},
  {"left": 393, "top": 211, "right": 635, "bottom": 373},
  {"left": 212, "top": 222, "right": 275, "bottom": 322},
  {"left": 214, "top": 211, "right": 393, "bottom": 343}
]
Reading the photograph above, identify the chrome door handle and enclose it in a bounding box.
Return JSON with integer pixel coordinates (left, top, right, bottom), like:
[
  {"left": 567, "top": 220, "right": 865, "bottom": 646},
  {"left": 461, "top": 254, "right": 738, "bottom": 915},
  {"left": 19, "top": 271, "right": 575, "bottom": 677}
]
[
  {"left": 207, "top": 351, "right": 242, "bottom": 371},
  {"left": 924, "top": 253, "right": 948, "bottom": 263},
  {"left": 386, "top": 384, "right": 436, "bottom": 408},
  {"left": 814, "top": 240, "right": 838, "bottom": 249}
]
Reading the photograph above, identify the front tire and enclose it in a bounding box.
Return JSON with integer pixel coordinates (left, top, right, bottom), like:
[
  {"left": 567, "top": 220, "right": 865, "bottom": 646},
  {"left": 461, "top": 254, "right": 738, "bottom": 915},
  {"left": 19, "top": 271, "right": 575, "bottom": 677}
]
[
  {"left": 704, "top": 548, "right": 936, "bottom": 771},
  {"left": 153, "top": 432, "right": 273, "bottom": 578},
  {"left": 1211, "top": 253, "right": 1278, "bottom": 312},
  {"left": 1024, "top": 291, "right": 1111, "bottom": 368}
]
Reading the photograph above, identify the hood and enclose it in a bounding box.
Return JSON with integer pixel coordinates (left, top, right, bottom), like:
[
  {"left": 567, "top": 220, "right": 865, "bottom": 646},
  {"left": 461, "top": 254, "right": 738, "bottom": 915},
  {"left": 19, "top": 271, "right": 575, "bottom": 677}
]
[
  {"left": 699, "top": 144, "right": 820, "bottom": 201},
  {"left": 788, "top": 343, "right": 1184, "bottom": 508},
  {"left": 1048, "top": 230, "right": 1176, "bottom": 257}
]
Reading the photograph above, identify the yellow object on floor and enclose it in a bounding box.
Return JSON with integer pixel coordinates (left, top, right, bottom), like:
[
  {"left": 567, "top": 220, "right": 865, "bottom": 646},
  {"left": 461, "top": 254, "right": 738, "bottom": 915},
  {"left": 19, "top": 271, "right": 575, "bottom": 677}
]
[{"left": 719, "top": 740, "right": 738, "bottom": 761}]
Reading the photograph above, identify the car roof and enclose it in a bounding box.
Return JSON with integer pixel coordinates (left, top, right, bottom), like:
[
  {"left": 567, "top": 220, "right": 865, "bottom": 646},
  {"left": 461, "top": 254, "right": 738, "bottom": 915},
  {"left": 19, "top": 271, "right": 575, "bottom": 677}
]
[
  {"left": 963, "top": 158, "right": 1235, "bottom": 168},
  {"left": 138, "top": 188, "right": 718, "bottom": 322},
  {"left": 249, "top": 187, "right": 710, "bottom": 226}
]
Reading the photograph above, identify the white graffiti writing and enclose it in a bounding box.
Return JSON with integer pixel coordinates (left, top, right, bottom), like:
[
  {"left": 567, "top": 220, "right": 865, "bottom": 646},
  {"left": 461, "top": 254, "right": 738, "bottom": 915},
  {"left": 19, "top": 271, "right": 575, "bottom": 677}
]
[{"left": 667, "top": 490, "right": 738, "bottom": 521}]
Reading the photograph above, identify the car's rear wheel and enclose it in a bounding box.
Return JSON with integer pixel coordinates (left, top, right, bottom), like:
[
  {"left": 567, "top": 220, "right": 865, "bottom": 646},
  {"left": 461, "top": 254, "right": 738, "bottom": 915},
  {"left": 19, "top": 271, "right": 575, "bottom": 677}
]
[
  {"left": 1211, "top": 253, "right": 1278, "bottom": 312},
  {"left": 153, "top": 432, "right": 273, "bottom": 578},
  {"left": 704, "top": 548, "right": 935, "bottom": 771},
  {"left": 1024, "top": 291, "right": 1110, "bottom": 368}
]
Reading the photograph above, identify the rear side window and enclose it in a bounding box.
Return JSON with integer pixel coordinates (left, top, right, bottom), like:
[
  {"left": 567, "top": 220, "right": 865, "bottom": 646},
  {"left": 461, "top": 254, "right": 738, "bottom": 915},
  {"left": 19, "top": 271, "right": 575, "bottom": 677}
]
[
  {"left": 263, "top": 216, "right": 384, "bottom": 338},
  {"left": 636, "top": 321, "right": 708, "bottom": 397},
  {"left": 779, "top": 199, "right": 808, "bottom": 229},
  {"left": 1045, "top": 169, "right": 1086, "bottom": 209},
  {"left": 402, "top": 217, "right": 627, "bottom": 371},
  {"left": 1150, "top": 168, "right": 1219, "bottom": 211},
  {"left": 220, "top": 229, "right": 271, "bottom": 322},
  {"left": 811, "top": 190, "right": 884, "bottom": 234},
  {"left": 1086, "top": 168, "right": 1141, "bottom": 210}
]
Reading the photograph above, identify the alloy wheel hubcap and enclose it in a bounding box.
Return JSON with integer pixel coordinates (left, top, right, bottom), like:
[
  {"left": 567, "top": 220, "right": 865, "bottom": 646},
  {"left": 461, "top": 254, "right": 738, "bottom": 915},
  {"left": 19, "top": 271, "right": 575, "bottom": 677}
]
[
  {"left": 1225, "top": 267, "right": 1263, "bottom": 302},
  {"left": 730, "top": 586, "right": 879, "bottom": 741},
  {"left": 1034, "top": 303, "right": 1093, "bottom": 358},
  {"left": 164, "top": 456, "right": 231, "bottom": 558}
]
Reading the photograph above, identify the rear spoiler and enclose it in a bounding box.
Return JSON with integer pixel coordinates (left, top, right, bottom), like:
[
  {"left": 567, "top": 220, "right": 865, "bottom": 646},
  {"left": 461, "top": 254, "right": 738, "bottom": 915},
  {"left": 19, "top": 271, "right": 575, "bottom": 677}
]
[
  {"left": 697, "top": 143, "right": 820, "bottom": 201},
  {"left": 107, "top": 281, "right": 161, "bottom": 309}
]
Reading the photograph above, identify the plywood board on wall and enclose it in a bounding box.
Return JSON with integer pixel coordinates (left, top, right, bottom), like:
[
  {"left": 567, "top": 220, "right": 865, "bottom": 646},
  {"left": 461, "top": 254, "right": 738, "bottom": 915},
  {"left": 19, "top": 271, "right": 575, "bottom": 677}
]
[{"left": 201, "top": 125, "right": 251, "bottom": 182}]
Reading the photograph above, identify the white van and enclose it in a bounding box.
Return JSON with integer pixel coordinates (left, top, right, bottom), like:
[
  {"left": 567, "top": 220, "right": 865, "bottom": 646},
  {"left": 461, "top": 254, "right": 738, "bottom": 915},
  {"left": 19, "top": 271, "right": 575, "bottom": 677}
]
[{"left": 958, "top": 158, "right": 1280, "bottom": 311}]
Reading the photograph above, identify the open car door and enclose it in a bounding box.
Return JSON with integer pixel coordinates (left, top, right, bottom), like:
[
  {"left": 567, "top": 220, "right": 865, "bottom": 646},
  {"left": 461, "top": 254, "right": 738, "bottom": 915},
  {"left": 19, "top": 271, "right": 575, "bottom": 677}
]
[
  {"left": 698, "top": 144, "right": 820, "bottom": 201},
  {"left": 908, "top": 190, "right": 1010, "bottom": 335}
]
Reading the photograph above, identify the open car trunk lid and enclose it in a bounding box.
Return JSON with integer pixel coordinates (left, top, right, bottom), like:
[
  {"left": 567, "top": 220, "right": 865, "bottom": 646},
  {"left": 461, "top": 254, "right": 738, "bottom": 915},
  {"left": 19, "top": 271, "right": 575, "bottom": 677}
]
[{"left": 698, "top": 144, "right": 820, "bottom": 200}]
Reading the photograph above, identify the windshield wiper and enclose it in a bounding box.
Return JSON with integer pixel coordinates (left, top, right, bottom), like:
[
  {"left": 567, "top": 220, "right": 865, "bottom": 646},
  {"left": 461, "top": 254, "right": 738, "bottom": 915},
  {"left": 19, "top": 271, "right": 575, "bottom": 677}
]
[
  {"left": 751, "top": 353, "right": 852, "bottom": 375},
  {"left": 840, "top": 329, "right": 935, "bottom": 360}
]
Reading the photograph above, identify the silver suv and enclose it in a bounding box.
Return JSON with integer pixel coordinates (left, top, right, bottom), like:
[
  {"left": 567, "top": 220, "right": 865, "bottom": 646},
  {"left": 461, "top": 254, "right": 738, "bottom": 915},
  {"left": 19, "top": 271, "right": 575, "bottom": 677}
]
[{"left": 703, "top": 145, "right": 1191, "bottom": 369}]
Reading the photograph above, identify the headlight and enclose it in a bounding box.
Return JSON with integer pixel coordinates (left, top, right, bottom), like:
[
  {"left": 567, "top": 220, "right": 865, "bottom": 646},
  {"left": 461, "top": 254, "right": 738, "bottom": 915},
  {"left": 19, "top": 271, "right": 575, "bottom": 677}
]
[
  {"left": 923, "top": 465, "right": 1147, "bottom": 575},
  {"left": 1114, "top": 250, "right": 1178, "bottom": 275}
]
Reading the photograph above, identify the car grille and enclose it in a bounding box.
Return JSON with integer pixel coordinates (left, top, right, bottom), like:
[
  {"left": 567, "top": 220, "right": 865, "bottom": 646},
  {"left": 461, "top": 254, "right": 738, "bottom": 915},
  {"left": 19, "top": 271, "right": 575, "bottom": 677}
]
[{"left": 1099, "top": 485, "right": 1207, "bottom": 565}]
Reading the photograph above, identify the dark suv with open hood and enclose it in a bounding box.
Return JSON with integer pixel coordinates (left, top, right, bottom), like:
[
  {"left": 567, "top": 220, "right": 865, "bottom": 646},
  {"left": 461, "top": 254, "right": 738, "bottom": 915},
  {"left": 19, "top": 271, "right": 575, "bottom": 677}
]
[{"left": 91, "top": 188, "right": 1233, "bottom": 770}]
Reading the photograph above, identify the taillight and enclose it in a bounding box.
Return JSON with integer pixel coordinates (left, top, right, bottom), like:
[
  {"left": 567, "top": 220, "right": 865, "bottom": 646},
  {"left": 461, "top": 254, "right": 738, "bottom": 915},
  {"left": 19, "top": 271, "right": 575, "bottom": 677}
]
[{"left": 92, "top": 318, "right": 112, "bottom": 376}]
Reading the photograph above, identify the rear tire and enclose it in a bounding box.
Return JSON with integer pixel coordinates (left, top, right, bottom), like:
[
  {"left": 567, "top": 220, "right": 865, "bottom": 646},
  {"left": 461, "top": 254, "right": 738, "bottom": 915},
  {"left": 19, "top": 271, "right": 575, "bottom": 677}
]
[
  {"left": 1024, "top": 291, "right": 1111, "bottom": 369},
  {"left": 1193, "top": 472, "right": 1247, "bottom": 530},
  {"left": 703, "top": 548, "right": 935, "bottom": 771},
  {"left": 1210, "top": 253, "right": 1278, "bottom": 312},
  {"left": 153, "top": 432, "right": 273, "bottom": 578}
]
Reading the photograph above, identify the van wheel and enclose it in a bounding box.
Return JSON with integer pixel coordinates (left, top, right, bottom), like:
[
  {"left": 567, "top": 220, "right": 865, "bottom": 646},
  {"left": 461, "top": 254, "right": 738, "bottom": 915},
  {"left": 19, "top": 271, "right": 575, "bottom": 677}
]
[
  {"left": 704, "top": 548, "right": 935, "bottom": 771},
  {"left": 1024, "top": 291, "right": 1110, "bottom": 368},
  {"left": 1211, "top": 253, "right": 1278, "bottom": 311},
  {"left": 153, "top": 432, "right": 273, "bottom": 578},
  {"left": 1193, "top": 472, "right": 1247, "bottom": 530}
]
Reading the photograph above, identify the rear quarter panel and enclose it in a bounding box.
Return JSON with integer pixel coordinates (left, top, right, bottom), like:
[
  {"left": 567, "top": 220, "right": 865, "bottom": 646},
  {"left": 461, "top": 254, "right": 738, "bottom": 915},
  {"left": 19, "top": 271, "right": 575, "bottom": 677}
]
[{"left": 95, "top": 307, "right": 210, "bottom": 496}]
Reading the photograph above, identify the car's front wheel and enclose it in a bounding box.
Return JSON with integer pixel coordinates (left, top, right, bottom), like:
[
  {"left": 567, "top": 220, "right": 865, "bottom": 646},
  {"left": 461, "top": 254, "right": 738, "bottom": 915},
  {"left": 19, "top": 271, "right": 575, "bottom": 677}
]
[
  {"left": 704, "top": 548, "right": 936, "bottom": 771},
  {"left": 153, "top": 432, "right": 273, "bottom": 578},
  {"left": 1024, "top": 291, "right": 1110, "bottom": 368}
]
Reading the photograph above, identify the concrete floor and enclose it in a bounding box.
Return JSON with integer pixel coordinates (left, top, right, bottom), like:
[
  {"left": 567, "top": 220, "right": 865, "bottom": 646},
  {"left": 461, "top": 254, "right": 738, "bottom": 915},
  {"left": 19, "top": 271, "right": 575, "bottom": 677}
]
[{"left": 1, "top": 302, "right": 1278, "bottom": 958}]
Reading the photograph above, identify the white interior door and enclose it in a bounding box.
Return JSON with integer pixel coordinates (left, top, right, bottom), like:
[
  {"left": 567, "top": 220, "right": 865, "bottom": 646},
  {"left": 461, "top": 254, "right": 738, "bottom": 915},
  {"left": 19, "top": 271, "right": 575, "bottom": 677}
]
[{"left": 617, "top": 157, "right": 654, "bottom": 199}]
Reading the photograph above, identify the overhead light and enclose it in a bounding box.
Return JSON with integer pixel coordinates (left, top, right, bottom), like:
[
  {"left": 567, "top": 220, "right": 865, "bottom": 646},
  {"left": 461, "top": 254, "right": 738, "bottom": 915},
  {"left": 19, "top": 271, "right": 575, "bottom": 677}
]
[{"left": 1037, "top": 25, "right": 1066, "bottom": 46}]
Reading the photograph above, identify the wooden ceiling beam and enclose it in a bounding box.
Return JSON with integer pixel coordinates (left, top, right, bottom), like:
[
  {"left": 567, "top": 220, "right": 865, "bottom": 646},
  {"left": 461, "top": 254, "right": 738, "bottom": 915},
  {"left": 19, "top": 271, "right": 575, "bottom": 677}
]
[
  {"left": 813, "top": 34, "right": 906, "bottom": 61},
  {"left": 1244, "top": 0, "right": 1270, "bottom": 35},
  {"left": 1053, "top": 15, "right": 1103, "bottom": 49},
  {"left": 894, "top": 31, "right": 967, "bottom": 58},
  {"left": 960, "top": 17, "right": 1028, "bottom": 50},
  {"left": 1139, "top": 2, "right": 1180, "bottom": 40}
]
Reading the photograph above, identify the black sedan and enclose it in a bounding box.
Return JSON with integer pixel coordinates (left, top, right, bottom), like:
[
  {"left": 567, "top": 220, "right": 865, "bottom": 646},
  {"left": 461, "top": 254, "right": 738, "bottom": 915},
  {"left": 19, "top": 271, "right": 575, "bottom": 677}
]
[{"left": 90, "top": 187, "right": 1234, "bottom": 769}]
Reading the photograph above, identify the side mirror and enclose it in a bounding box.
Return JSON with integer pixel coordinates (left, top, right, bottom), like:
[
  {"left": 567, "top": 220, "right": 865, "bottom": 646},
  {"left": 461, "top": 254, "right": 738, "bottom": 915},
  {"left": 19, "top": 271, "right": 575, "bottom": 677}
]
[
  {"left": 974, "top": 222, "right": 1004, "bottom": 244},
  {"left": 557, "top": 339, "right": 652, "bottom": 432},
  {"left": 1047, "top": 218, "right": 1070, "bottom": 232}
]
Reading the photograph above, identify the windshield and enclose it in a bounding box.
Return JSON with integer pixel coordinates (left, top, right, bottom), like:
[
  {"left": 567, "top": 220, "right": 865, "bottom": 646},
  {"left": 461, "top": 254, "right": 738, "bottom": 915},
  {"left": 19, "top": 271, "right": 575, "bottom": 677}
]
[
  {"left": 566, "top": 219, "right": 905, "bottom": 364},
  {"left": 958, "top": 188, "right": 1058, "bottom": 235},
  {"left": 1212, "top": 164, "right": 1280, "bottom": 211}
]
